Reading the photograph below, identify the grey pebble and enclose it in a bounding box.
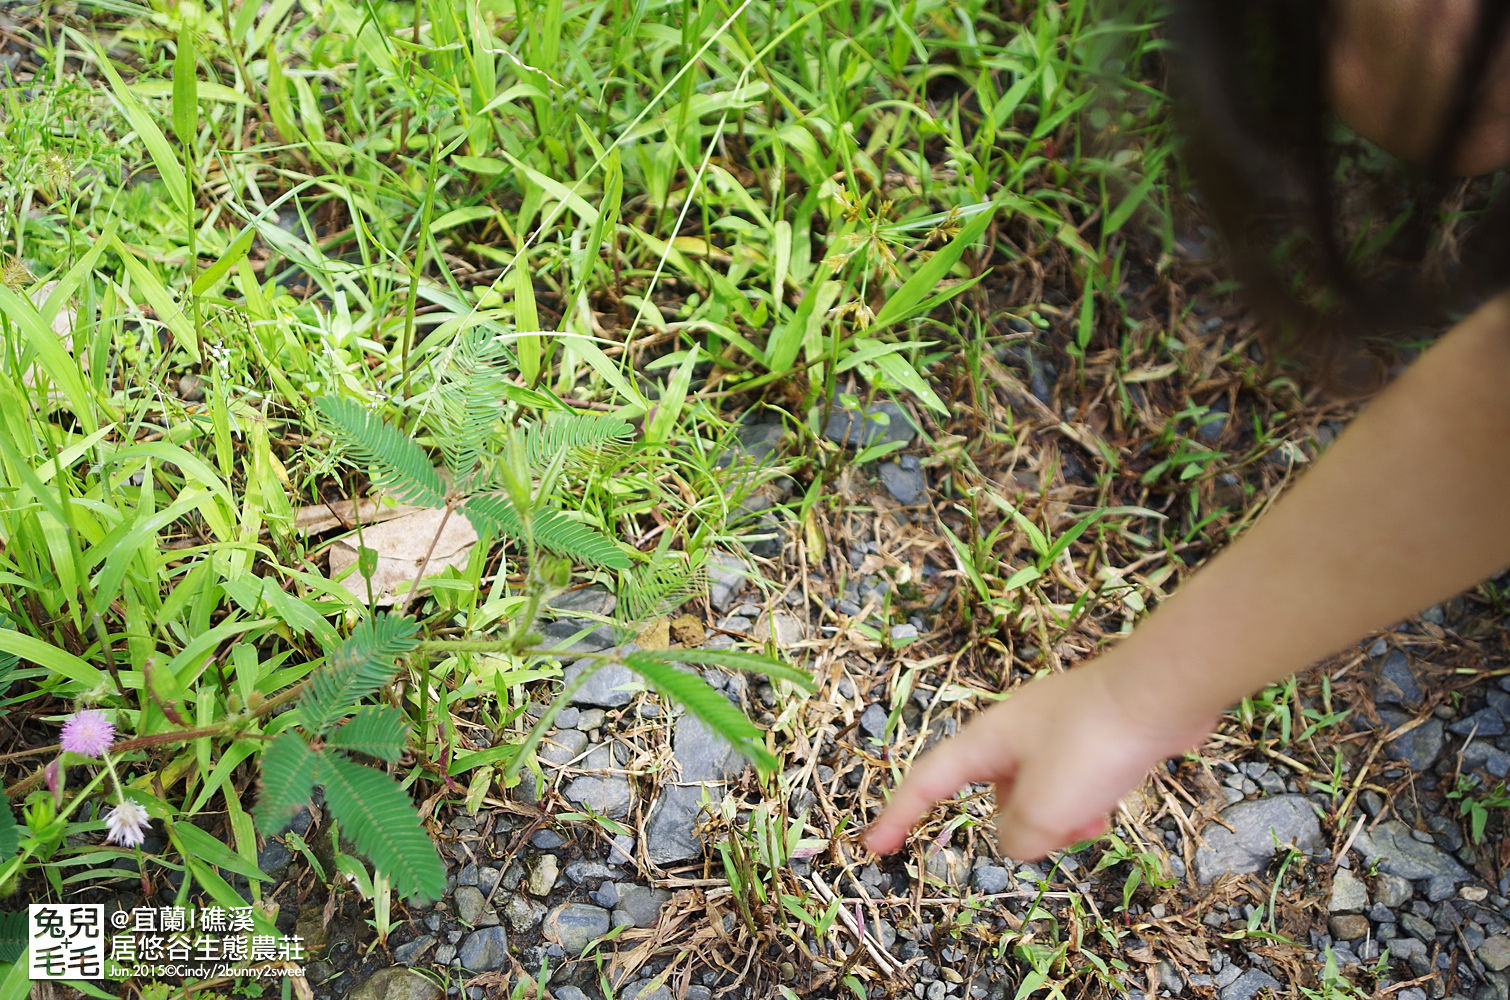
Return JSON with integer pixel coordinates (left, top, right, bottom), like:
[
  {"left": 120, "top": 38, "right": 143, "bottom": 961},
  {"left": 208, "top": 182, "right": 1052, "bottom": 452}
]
[
  {"left": 453, "top": 885, "right": 492, "bottom": 926},
  {"left": 860, "top": 703, "right": 889, "bottom": 738},
  {"left": 1376, "top": 649, "right": 1423, "bottom": 707},
  {"left": 543, "top": 903, "right": 611, "bottom": 954},
  {"left": 879, "top": 461, "right": 927, "bottom": 503},
  {"left": 1194, "top": 795, "right": 1323, "bottom": 884},
  {"left": 1355, "top": 820, "right": 1472, "bottom": 883},
  {"left": 391, "top": 935, "right": 435, "bottom": 964},
  {"left": 1219, "top": 969, "right": 1282, "bottom": 1000},
  {"left": 555, "top": 707, "right": 581, "bottom": 729},
  {"left": 563, "top": 655, "right": 641, "bottom": 708},
  {"left": 455, "top": 926, "right": 509, "bottom": 971},
  {"left": 613, "top": 885, "right": 671, "bottom": 928}
]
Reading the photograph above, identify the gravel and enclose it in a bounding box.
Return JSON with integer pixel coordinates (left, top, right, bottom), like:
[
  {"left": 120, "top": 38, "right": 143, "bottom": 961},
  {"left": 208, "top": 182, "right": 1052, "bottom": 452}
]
[{"left": 455, "top": 925, "right": 509, "bottom": 972}]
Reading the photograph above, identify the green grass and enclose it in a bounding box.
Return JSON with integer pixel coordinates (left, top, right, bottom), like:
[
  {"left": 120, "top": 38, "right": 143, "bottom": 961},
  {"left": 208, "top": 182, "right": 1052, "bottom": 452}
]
[{"left": 0, "top": 0, "right": 1274, "bottom": 993}]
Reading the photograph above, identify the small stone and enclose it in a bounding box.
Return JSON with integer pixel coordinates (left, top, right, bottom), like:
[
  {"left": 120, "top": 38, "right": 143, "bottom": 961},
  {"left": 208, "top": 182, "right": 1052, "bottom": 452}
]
[
  {"left": 348, "top": 967, "right": 443, "bottom": 1000},
  {"left": 707, "top": 553, "right": 749, "bottom": 612},
  {"left": 391, "top": 935, "right": 435, "bottom": 964},
  {"left": 502, "top": 896, "right": 544, "bottom": 932},
  {"left": 1329, "top": 868, "right": 1369, "bottom": 913},
  {"left": 613, "top": 885, "right": 671, "bottom": 928},
  {"left": 860, "top": 703, "right": 889, "bottom": 738},
  {"left": 1381, "top": 713, "right": 1446, "bottom": 771},
  {"left": 608, "top": 834, "right": 635, "bottom": 865},
  {"left": 551, "top": 585, "right": 617, "bottom": 618},
  {"left": 540, "top": 729, "right": 588, "bottom": 766},
  {"left": 925, "top": 847, "right": 967, "bottom": 885},
  {"left": 543, "top": 903, "right": 611, "bottom": 955},
  {"left": 454, "top": 885, "right": 491, "bottom": 926},
  {"left": 1194, "top": 795, "right": 1323, "bottom": 884},
  {"left": 456, "top": 926, "right": 509, "bottom": 972},
  {"left": 1375, "top": 872, "right": 1414, "bottom": 908},
  {"left": 527, "top": 854, "right": 559, "bottom": 896},
  {"left": 563, "top": 656, "right": 641, "bottom": 708},
  {"left": 1329, "top": 915, "right": 1370, "bottom": 940},
  {"left": 295, "top": 903, "right": 329, "bottom": 955},
  {"left": 530, "top": 829, "right": 567, "bottom": 849},
  {"left": 754, "top": 610, "right": 806, "bottom": 646},
  {"left": 1376, "top": 650, "right": 1423, "bottom": 707},
  {"left": 555, "top": 707, "right": 581, "bottom": 729},
  {"left": 879, "top": 461, "right": 926, "bottom": 504},
  {"left": 1427, "top": 875, "right": 1458, "bottom": 902},
  {"left": 1355, "top": 820, "right": 1472, "bottom": 883},
  {"left": 1400, "top": 913, "right": 1437, "bottom": 942},
  {"left": 576, "top": 708, "right": 606, "bottom": 731},
  {"left": 1450, "top": 709, "right": 1507, "bottom": 738},
  {"left": 823, "top": 398, "right": 917, "bottom": 449},
  {"left": 972, "top": 866, "right": 1011, "bottom": 894},
  {"left": 1219, "top": 969, "right": 1282, "bottom": 1000},
  {"left": 177, "top": 372, "right": 205, "bottom": 402},
  {"left": 565, "top": 860, "right": 617, "bottom": 883},
  {"left": 1480, "top": 936, "right": 1510, "bottom": 972},
  {"left": 890, "top": 623, "right": 920, "bottom": 643}
]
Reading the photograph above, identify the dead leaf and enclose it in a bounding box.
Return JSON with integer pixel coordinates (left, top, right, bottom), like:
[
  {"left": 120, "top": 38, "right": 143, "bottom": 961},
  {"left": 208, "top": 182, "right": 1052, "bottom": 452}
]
[
  {"left": 635, "top": 617, "right": 671, "bottom": 650},
  {"left": 294, "top": 497, "right": 428, "bottom": 534},
  {"left": 669, "top": 613, "right": 705, "bottom": 646},
  {"left": 326, "top": 506, "right": 477, "bottom": 605}
]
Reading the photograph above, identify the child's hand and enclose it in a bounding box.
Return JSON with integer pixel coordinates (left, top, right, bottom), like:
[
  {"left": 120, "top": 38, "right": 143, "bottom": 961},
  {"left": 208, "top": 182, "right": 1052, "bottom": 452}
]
[{"left": 863, "top": 653, "right": 1209, "bottom": 860}]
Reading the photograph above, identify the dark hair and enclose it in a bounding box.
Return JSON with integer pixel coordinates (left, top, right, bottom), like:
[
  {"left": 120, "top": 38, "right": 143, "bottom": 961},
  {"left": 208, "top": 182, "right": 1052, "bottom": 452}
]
[{"left": 1168, "top": 1, "right": 1510, "bottom": 358}]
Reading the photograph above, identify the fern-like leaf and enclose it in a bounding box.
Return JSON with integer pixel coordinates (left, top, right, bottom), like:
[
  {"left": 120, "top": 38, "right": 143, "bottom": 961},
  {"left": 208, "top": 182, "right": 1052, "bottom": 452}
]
[
  {"left": 0, "top": 910, "right": 24, "bottom": 963},
  {"left": 315, "top": 752, "right": 446, "bottom": 902},
  {"left": 615, "top": 558, "right": 706, "bottom": 631},
  {"left": 432, "top": 331, "right": 512, "bottom": 487},
  {"left": 253, "top": 731, "right": 317, "bottom": 834},
  {"left": 621, "top": 651, "right": 778, "bottom": 776},
  {"left": 298, "top": 613, "right": 420, "bottom": 734},
  {"left": 462, "top": 495, "right": 630, "bottom": 570},
  {"left": 326, "top": 705, "right": 409, "bottom": 763},
  {"left": 524, "top": 411, "right": 634, "bottom": 469},
  {"left": 316, "top": 396, "right": 446, "bottom": 507},
  {"left": 626, "top": 647, "right": 815, "bottom": 692}
]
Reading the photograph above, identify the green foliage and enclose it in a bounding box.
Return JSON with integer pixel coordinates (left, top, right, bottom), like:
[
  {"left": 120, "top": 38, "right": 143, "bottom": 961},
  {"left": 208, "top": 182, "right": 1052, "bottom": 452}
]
[
  {"left": 314, "top": 754, "right": 447, "bottom": 902},
  {"left": 255, "top": 615, "right": 444, "bottom": 902},
  {"left": 298, "top": 614, "right": 420, "bottom": 735},
  {"left": 462, "top": 496, "right": 630, "bottom": 571},
  {"left": 622, "top": 650, "right": 777, "bottom": 774},
  {"left": 326, "top": 706, "right": 409, "bottom": 763},
  {"left": 316, "top": 397, "right": 447, "bottom": 508},
  {"left": 0, "top": 910, "right": 24, "bottom": 963},
  {"left": 1448, "top": 774, "right": 1510, "bottom": 844},
  {"left": 0, "top": 794, "right": 16, "bottom": 859}
]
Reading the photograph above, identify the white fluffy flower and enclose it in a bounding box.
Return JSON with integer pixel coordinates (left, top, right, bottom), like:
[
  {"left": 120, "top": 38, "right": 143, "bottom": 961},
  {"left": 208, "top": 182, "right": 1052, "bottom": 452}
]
[{"left": 104, "top": 801, "right": 151, "bottom": 848}]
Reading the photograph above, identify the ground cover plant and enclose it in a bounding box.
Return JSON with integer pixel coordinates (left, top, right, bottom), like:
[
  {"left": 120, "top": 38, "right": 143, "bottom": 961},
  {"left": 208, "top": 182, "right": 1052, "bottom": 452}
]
[{"left": 2, "top": 1, "right": 1510, "bottom": 999}]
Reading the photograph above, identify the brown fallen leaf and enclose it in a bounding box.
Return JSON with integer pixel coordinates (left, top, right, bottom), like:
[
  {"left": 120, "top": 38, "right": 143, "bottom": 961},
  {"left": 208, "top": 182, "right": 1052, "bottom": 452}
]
[
  {"left": 326, "top": 506, "right": 478, "bottom": 606},
  {"left": 294, "top": 497, "right": 428, "bottom": 534}
]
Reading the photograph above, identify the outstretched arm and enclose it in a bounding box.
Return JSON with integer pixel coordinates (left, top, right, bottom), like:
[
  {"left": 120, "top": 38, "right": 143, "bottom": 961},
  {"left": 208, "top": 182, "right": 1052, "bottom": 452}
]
[{"left": 865, "top": 291, "right": 1510, "bottom": 860}]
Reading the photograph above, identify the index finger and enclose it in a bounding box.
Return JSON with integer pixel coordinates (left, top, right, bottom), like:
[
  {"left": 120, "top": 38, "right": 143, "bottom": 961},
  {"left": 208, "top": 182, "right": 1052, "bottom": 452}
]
[{"left": 863, "top": 737, "right": 1002, "bottom": 855}]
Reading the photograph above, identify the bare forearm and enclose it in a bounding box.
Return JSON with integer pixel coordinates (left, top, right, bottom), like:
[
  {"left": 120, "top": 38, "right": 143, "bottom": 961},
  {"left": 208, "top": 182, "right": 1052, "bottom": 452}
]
[{"left": 1109, "top": 293, "right": 1510, "bottom": 722}]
